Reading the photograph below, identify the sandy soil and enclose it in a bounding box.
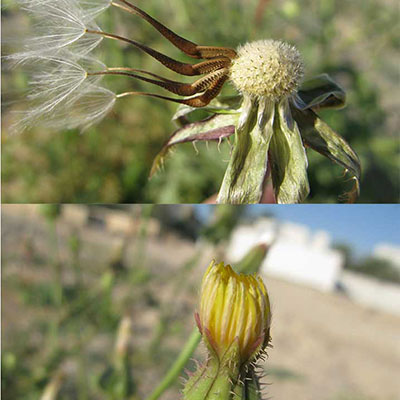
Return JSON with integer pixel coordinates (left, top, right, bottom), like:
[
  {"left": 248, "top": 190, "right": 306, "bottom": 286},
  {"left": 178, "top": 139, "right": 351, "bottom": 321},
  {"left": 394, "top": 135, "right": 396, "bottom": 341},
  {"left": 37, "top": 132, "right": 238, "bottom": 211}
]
[{"left": 263, "top": 276, "right": 400, "bottom": 400}]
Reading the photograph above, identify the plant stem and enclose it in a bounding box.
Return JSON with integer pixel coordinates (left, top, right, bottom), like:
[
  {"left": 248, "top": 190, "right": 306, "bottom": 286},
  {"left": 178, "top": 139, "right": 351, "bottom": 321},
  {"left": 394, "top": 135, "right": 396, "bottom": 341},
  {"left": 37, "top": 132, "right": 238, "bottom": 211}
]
[
  {"left": 145, "top": 328, "right": 201, "bottom": 400},
  {"left": 130, "top": 205, "right": 153, "bottom": 283}
]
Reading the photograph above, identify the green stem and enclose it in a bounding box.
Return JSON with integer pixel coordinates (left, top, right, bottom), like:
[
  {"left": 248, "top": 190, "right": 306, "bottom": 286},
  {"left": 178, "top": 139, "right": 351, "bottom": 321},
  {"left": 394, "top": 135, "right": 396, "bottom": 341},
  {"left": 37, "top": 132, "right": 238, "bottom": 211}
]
[
  {"left": 145, "top": 328, "right": 202, "bottom": 400},
  {"left": 130, "top": 205, "right": 154, "bottom": 282},
  {"left": 51, "top": 221, "right": 63, "bottom": 308},
  {"left": 78, "top": 331, "right": 89, "bottom": 400},
  {"left": 49, "top": 220, "right": 62, "bottom": 353}
]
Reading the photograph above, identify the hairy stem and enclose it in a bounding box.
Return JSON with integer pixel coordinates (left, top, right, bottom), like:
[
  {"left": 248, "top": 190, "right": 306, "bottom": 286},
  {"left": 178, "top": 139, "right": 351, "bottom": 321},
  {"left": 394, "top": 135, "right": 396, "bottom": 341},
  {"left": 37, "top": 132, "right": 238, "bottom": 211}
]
[{"left": 145, "top": 328, "right": 202, "bottom": 400}]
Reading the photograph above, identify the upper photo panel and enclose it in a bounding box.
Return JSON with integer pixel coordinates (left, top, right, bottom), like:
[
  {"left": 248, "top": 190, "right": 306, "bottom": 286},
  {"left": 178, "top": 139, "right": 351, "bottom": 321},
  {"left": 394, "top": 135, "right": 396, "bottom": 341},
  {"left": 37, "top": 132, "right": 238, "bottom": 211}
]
[{"left": 2, "top": 0, "right": 399, "bottom": 204}]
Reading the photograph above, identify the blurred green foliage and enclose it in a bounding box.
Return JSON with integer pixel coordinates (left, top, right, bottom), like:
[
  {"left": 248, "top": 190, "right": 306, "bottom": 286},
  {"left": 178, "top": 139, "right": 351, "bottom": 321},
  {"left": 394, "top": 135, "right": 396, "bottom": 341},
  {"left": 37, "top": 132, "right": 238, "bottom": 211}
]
[
  {"left": 201, "top": 205, "right": 246, "bottom": 244},
  {"left": 353, "top": 257, "right": 400, "bottom": 283},
  {"left": 334, "top": 242, "right": 400, "bottom": 283},
  {"left": 2, "top": 0, "right": 399, "bottom": 202},
  {"left": 2, "top": 209, "right": 191, "bottom": 399}
]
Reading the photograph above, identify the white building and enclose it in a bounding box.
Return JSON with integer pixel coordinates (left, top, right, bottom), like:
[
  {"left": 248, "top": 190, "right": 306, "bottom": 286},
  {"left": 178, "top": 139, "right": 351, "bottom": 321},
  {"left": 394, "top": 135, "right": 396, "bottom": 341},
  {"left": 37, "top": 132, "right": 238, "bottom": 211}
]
[
  {"left": 227, "top": 219, "right": 400, "bottom": 316},
  {"left": 227, "top": 218, "right": 344, "bottom": 292}
]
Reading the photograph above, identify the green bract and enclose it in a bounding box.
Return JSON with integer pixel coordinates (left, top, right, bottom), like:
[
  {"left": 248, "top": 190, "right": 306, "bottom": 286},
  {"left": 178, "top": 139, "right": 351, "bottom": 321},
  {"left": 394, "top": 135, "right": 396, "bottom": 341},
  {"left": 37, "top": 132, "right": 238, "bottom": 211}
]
[
  {"left": 183, "top": 340, "right": 264, "bottom": 400},
  {"left": 151, "top": 74, "right": 361, "bottom": 204}
]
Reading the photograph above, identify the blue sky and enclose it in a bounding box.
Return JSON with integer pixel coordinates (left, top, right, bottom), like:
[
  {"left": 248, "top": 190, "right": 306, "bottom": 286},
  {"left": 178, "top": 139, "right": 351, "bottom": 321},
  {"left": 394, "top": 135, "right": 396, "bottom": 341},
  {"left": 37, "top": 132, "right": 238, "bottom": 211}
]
[{"left": 195, "top": 205, "right": 399, "bottom": 257}]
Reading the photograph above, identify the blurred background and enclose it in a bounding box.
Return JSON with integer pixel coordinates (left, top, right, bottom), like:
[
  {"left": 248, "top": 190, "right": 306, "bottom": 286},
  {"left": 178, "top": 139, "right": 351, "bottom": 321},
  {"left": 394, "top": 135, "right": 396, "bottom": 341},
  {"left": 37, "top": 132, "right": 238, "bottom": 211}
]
[
  {"left": 2, "top": 0, "right": 399, "bottom": 203},
  {"left": 2, "top": 204, "right": 400, "bottom": 400}
]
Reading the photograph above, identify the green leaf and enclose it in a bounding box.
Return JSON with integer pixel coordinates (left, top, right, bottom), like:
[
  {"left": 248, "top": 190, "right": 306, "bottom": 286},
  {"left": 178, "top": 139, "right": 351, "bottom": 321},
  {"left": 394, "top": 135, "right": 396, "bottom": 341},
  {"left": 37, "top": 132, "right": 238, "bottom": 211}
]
[
  {"left": 234, "top": 243, "right": 269, "bottom": 275},
  {"left": 292, "top": 107, "right": 361, "bottom": 202},
  {"left": 269, "top": 101, "right": 310, "bottom": 204},
  {"left": 297, "top": 74, "right": 346, "bottom": 110},
  {"left": 150, "top": 113, "right": 238, "bottom": 177}
]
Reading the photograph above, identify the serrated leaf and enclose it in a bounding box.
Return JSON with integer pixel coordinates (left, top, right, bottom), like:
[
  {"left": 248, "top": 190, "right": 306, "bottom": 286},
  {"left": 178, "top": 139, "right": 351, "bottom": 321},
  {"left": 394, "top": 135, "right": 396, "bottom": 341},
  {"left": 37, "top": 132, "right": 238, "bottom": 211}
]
[
  {"left": 292, "top": 107, "right": 361, "bottom": 202},
  {"left": 296, "top": 73, "right": 346, "bottom": 110},
  {"left": 269, "top": 101, "right": 310, "bottom": 204},
  {"left": 150, "top": 113, "right": 238, "bottom": 177}
]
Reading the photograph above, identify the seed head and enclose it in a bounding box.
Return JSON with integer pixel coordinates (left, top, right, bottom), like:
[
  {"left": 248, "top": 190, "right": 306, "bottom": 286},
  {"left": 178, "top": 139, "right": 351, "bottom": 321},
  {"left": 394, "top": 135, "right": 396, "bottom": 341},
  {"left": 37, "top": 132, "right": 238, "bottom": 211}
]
[
  {"left": 197, "top": 261, "right": 271, "bottom": 364},
  {"left": 229, "top": 39, "right": 304, "bottom": 101}
]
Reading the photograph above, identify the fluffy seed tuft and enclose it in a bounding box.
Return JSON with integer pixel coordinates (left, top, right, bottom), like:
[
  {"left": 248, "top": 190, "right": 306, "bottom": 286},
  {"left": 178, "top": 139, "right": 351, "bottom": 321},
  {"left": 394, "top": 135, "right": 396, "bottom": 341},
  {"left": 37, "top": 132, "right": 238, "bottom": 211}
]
[
  {"left": 9, "top": 54, "right": 115, "bottom": 133},
  {"left": 7, "top": 0, "right": 109, "bottom": 63},
  {"left": 229, "top": 40, "right": 304, "bottom": 101}
]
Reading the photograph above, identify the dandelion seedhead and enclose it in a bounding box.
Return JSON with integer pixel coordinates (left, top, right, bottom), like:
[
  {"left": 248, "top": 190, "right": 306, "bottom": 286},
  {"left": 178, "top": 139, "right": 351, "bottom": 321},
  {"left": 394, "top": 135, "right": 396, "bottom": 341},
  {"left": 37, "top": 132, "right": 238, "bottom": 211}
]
[
  {"left": 183, "top": 261, "right": 271, "bottom": 400},
  {"left": 7, "top": 1, "right": 361, "bottom": 203},
  {"left": 230, "top": 40, "right": 304, "bottom": 101}
]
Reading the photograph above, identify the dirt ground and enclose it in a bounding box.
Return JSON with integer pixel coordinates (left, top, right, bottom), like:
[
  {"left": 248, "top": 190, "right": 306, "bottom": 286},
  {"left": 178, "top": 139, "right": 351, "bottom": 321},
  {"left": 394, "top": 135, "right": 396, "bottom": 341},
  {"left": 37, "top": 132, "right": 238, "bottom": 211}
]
[
  {"left": 263, "top": 277, "right": 400, "bottom": 400},
  {"left": 2, "top": 205, "right": 400, "bottom": 400}
]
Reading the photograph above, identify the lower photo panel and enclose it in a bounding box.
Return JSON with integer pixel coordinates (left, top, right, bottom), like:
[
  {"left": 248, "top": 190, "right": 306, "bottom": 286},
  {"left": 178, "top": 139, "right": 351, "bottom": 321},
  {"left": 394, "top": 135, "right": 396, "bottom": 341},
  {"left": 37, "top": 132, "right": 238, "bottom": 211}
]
[{"left": 2, "top": 204, "right": 400, "bottom": 400}]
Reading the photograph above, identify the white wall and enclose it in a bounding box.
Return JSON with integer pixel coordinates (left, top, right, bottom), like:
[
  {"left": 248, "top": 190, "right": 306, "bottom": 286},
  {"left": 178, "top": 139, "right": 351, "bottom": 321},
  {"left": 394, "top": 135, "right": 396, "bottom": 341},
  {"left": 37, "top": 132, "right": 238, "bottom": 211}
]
[
  {"left": 227, "top": 219, "right": 344, "bottom": 292},
  {"left": 262, "top": 240, "right": 343, "bottom": 292},
  {"left": 341, "top": 271, "right": 400, "bottom": 316}
]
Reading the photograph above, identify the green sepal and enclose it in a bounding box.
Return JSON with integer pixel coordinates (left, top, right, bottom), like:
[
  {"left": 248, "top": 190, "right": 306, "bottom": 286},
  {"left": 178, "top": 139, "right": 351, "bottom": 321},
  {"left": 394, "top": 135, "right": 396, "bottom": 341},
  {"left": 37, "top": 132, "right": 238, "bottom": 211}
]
[
  {"left": 183, "top": 339, "right": 241, "bottom": 400},
  {"left": 182, "top": 357, "right": 220, "bottom": 400},
  {"left": 150, "top": 113, "right": 238, "bottom": 177},
  {"left": 217, "top": 97, "right": 275, "bottom": 204},
  {"left": 292, "top": 107, "right": 361, "bottom": 202},
  {"left": 206, "top": 340, "right": 241, "bottom": 400},
  {"left": 297, "top": 73, "right": 346, "bottom": 110},
  {"left": 269, "top": 100, "right": 310, "bottom": 203}
]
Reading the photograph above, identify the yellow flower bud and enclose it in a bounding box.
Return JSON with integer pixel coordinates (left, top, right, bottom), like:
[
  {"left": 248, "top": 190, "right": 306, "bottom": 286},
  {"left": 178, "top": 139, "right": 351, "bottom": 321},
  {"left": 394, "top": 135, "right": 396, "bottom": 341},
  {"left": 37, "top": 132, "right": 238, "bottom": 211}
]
[{"left": 196, "top": 261, "right": 271, "bottom": 364}]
